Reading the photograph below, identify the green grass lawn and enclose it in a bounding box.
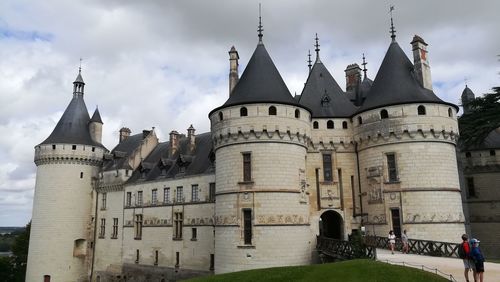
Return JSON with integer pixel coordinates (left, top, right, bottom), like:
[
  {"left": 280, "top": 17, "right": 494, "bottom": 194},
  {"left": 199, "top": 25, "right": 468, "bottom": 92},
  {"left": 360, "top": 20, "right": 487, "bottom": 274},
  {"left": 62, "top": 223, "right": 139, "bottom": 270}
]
[{"left": 183, "top": 259, "right": 448, "bottom": 282}]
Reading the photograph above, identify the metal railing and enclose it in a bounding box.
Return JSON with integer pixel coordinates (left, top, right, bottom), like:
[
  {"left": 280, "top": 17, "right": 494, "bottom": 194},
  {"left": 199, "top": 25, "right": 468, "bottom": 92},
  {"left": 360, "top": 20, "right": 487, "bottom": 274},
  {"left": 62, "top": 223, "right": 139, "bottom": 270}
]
[
  {"left": 316, "top": 236, "right": 376, "bottom": 260},
  {"left": 365, "top": 236, "right": 460, "bottom": 258}
]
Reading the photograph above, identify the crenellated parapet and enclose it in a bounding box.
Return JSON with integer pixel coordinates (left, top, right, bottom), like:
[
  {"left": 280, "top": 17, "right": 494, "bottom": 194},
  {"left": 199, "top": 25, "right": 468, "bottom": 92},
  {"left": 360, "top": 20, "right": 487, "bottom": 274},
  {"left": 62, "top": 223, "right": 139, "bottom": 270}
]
[{"left": 34, "top": 143, "right": 105, "bottom": 166}]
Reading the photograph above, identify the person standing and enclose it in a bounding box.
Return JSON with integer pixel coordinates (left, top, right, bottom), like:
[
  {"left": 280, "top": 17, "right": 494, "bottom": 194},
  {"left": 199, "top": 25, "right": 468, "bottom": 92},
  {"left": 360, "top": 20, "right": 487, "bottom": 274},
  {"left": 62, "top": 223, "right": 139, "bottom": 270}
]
[
  {"left": 459, "top": 234, "right": 475, "bottom": 282},
  {"left": 388, "top": 230, "right": 396, "bottom": 255},
  {"left": 470, "top": 238, "right": 484, "bottom": 282},
  {"left": 401, "top": 230, "right": 409, "bottom": 254}
]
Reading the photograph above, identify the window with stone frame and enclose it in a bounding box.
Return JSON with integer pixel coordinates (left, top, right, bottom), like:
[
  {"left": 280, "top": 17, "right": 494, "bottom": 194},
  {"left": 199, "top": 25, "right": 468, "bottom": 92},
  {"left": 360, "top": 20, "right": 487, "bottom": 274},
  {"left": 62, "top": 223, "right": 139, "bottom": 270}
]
[
  {"left": 208, "top": 183, "right": 216, "bottom": 202},
  {"left": 322, "top": 153, "right": 333, "bottom": 182},
  {"left": 466, "top": 177, "right": 476, "bottom": 198},
  {"left": 191, "top": 184, "right": 199, "bottom": 202},
  {"left": 176, "top": 187, "right": 184, "bottom": 203},
  {"left": 134, "top": 214, "right": 143, "bottom": 240},
  {"left": 126, "top": 192, "right": 132, "bottom": 207},
  {"left": 99, "top": 218, "right": 105, "bottom": 238},
  {"left": 101, "top": 193, "right": 107, "bottom": 210},
  {"left": 243, "top": 209, "right": 252, "bottom": 245},
  {"left": 313, "top": 121, "right": 319, "bottom": 129},
  {"left": 242, "top": 152, "right": 252, "bottom": 182},
  {"left": 152, "top": 189, "right": 158, "bottom": 205},
  {"left": 137, "top": 191, "right": 143, "bottom": 206},
  {"left": 163, "top": 187, "right": 170, "bottom": 203},
  {"left": 191, "top": 228, "right": 197, "bottom": 241},
  {"left": 386, "top": 153, "right": 398, "bottom": 182},
  {"left": 174, "top": 212, "right": 183, "bottom": 239},
  {"left": 111, "top": 218, "right": 118, "bottom": 239}
]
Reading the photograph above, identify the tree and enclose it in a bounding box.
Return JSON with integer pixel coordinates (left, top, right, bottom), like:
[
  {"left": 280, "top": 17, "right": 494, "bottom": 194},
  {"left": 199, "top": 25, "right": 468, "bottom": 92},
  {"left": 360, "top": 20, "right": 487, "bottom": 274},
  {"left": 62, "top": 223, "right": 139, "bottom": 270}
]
[
  {"left": 459, "top": 86, "right": 500, "bottom": 148},
  {"left": 10, "top": 221, "right": 30, "bottom": 282}
]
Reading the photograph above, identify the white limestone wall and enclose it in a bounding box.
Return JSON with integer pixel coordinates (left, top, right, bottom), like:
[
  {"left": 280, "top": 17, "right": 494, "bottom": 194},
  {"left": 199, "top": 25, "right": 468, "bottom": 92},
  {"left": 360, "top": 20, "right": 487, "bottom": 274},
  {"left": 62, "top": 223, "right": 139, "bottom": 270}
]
[{"left": 27, "top": 144, "right": 104, "bottom": 282}]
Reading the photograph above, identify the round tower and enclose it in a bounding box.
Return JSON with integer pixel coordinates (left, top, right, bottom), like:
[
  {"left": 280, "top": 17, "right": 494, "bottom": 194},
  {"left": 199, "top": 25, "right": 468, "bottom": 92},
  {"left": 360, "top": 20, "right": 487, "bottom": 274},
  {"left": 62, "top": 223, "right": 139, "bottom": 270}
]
[
  {"left": 352, "top": 33, "right": 465, "bottom": 242},
  {"left": 26, "top": 70, "right": 106, "bottom": 282},
  {"left": 210, "top": 24, "right": 312, "bottom": 273}
]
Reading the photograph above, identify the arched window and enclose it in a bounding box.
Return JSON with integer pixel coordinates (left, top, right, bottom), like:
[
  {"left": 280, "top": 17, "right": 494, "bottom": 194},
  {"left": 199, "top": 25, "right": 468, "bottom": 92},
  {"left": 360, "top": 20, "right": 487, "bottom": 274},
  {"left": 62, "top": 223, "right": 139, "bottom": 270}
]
[
  {"left": 448, "top": 108, "right": 453, "bottom": 117},
  {"left": 313, "top": 121, "right": 319, "bottom": 129},
  {"left": 358, "top": 116, "right": 363, "bottom": 125},
  {"left": 218, "top": 112, "right": 223, "bottom": 121},
  {"left": 342, "top": 121, "right": 348, "bottom": 129},
  {"left": 327, "top": 120, "right": 334, "bottom": 129},
  {"left": 240, "top": 107, "right": 248, "bottom": 117},
  {"left": 380, "top": 109, "right": 388, "bottom": 119},
  {"left": 418, "top": 105, "right": 426, "bottom": 115},
  {"left": 269, "top": 106, "right": 277, "bottom": 115},
  {"left": 295, "top": 109, "right": 300, "bottom": 118}
]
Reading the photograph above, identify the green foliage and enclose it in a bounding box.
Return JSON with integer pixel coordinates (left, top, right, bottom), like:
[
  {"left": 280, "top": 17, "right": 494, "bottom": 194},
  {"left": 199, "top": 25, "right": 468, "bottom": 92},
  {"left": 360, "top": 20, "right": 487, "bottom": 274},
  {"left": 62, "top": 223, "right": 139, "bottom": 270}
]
[
  {"left": 459, "top": 87, "right": 500, "bottom": 147},
  {"left": 184, "top": 259, "right": 448, "bottom": 282},
  {"left": 0, "top": 222, "right": 30, "bottom": 282}
]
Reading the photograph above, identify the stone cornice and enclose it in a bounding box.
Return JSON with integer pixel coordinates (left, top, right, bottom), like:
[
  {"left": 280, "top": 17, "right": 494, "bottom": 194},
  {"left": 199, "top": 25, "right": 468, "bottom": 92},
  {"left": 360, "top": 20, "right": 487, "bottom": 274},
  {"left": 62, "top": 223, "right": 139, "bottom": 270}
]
[
  {"left": 355, "top": 129, "right": 458, "bottom": 150},
  {"left": 213, "top": 129, "right": 310, "bottom": 150},
  {"left": 35, "top": 156, "right": 102, "bottom": 166},
  {"left": 97, "top": 184, "right": 123, "bottom": 193}
]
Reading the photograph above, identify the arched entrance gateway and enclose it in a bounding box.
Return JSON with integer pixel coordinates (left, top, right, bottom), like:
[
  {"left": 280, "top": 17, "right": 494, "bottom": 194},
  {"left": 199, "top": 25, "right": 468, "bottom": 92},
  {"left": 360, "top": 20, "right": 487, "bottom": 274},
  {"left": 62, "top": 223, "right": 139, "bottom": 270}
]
[{"left": 319, "top": 210, "right": 343, "bottom": 239}]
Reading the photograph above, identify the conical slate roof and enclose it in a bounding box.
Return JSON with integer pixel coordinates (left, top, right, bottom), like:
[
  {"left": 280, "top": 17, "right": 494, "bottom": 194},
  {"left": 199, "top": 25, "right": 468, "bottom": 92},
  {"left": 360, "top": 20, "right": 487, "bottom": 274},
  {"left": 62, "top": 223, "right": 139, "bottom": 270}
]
[
  {"left": 461, "top": 86, "right": 475, "bottom": 101},
  {"left": 90, "top": 108, "right": 103, "bottom": 124},
  {"left": 298, "top": 61, "right": 357, "bottom": 117},
  {"left": 74, "top": 72, "right": 85, "bottom": 84},
  {"left": 211, "top": 43, "right": 300, "bottom": 114},
  {"left": 358, "top": 42, "right": 457, "bottom": 113}
]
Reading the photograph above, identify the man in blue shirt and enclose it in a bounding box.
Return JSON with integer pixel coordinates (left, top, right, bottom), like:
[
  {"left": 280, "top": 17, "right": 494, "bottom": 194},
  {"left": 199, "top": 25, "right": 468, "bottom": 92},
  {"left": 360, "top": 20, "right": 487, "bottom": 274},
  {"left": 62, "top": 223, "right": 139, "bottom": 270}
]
[{"left": 470, "top": 238, "right": 484, "bottom": 282}]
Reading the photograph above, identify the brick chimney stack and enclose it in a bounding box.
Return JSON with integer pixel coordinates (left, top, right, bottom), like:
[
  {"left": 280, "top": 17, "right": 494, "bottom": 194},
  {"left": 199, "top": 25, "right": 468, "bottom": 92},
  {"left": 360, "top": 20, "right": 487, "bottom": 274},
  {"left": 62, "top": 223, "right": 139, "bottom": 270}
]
[
  {"left": 411, "top": 35, "right": 433, "bottom": 90},
  {"left": 187, "top": 124, "right": 196, "bottom": 153},
  {"left": 169, "top": 130, "right": 179, "bottom": 157},
  {"left": 345, "top": 64, "right": 361, "bottom": 92},
  {"left": 119, "top": 127, "right": 131, "bottom": 143},
  {"left": 229, "top": 46, "right": 239, "bottom": 96}
]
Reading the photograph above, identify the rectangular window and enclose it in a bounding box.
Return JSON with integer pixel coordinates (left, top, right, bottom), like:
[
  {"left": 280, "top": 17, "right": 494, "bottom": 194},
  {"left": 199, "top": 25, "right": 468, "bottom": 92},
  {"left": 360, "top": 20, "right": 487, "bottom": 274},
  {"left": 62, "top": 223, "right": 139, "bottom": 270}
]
[
  {"left": 99, "top": 218, "right": 105, "bottom": 238},
  {"left": 191, "top": 184, "right": 199, "bottom": 202},
  {"left": 243, "top": 152, "right": 252, "bottom": 181},
  {"left": 112, "top": 218, "right": 118, "bottom": 239},
  {"left": 176, "top": 187, "right": 183, "bottom": 203},
  {"left": 386, "top": 153, "right": 398, "bottom": 182},
  {"left": 154, "top": 250, "right": 159, "bottom": 266},
  {"left": 210, "top": 254, "right": 214, "bottom": 271},
  {"left": 126, "top": 192, "right": 132, "bottom": 207},
  {"left": 209, "top": 183, "right": 216, "bottom": 202},
  {"left": 164, "top": 187, "right": 170, "bottom": 203},
  {"left": 135, "top": 249, "right": 140, "bottom": 263},
  {"left": 72, "top": 145, "right": 77, "bottom": 150},
  {"left": 467, "top": 177, "right": 476, "bottom": 198},
  {"left": 243, "top": 209, "right": 252, "bottom": 245},
  {"left": 52, "top": 145, "right": 56, "bottom": 150},
  {"left": 152, "top": 189, "right": 158, "bottom": 205},
  {"left": 137, "top": 191, "right": 143, "bottom": 206},
  {"left": 191, "top": 228, "right": 197, "bottom": 241},
  {"left": 135, "top": 214, "right": 143, "bottom": 240},
  {"left": 175, "top": 251, "right": 180, "bottom": 267},
  {"left": 323, "top": 154, "right": 333, "bottom": 182},
  {"left": 101, "top": 193, "right": 107, "bottom": 210},
  {"left": 174, "top": 212, "right": 183, "bottom": 239}
]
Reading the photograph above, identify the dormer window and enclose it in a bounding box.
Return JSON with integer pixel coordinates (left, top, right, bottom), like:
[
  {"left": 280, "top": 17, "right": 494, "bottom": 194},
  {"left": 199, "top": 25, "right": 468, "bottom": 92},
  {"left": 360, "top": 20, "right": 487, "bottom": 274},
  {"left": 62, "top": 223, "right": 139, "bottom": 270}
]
[
  {"left": 380, "top": 109, "right": 388, "bottom": 119},
  {"left": 268, "top": 106, "right": 277, "bottom": 115},
  {"left": 321, "top": 93, "right": 330, "bottom": 107},
  {"left": 417, "top": 105, "right": 426, "bottom": 115},
  {"left": 240, "top": 107, "right": 248, "bottom": 117}
]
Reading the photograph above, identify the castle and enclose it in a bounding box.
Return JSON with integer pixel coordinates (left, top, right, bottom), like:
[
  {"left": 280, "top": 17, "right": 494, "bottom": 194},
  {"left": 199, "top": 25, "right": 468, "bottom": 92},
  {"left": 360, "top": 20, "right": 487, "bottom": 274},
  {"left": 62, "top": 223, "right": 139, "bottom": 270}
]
[{"left": 25, "top": 17, "right": 499, "bottom": 281}]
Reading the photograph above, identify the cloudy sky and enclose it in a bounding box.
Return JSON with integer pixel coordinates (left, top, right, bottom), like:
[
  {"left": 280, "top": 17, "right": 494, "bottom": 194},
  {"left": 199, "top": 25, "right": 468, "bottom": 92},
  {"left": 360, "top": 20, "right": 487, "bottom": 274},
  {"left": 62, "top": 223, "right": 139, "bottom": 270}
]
[{"left": 0, "top": 0, "right": 498, "bottom": 226}]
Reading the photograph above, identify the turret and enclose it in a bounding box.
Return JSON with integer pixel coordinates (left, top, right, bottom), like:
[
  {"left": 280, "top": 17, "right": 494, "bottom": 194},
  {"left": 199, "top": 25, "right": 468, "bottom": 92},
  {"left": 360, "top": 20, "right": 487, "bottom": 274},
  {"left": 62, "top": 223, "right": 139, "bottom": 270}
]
[
  {"left": 461, "top": 85, "right": 476, "bottom": 114},
  {"left": 229, "top": 46, "right": 239, "bottom": 95},
  {"left": 187, "top": 124, "right": 196, "bottom": 153},
  {"left": 89, "top": 107, "right": 103, "bottom": 144},
  {"left": 411, "top": 35, "right": 433, "bottom": 90}
]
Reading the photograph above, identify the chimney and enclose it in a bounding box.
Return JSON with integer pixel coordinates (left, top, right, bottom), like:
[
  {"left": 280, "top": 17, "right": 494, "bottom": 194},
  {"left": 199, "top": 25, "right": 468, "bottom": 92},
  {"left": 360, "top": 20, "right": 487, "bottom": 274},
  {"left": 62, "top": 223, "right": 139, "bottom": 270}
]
[
  {"left": 344, "top": 64, "right": 361, "bottom": 92},
  {"left": 119, "top": 127, "right": 131, "bottom": 143},
  {"left": 169, "top": 130, "right": 179, "bottom": 157},
  {"left": 411, "top": 35, "right": 433, "bottom": 90},
  {"left": 229, "top": 46, "right": 239, "bottom": 96},
  {"left": 187, "top": 124, "right": 196, "bottom": 153}
]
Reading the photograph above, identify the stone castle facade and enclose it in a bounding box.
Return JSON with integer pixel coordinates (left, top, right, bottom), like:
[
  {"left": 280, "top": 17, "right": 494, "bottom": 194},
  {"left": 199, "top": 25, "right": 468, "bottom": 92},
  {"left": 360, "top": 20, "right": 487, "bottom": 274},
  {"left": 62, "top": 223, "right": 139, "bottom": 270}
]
[{"left": 26, "top": 20, "right": 497, "bottom": 282}]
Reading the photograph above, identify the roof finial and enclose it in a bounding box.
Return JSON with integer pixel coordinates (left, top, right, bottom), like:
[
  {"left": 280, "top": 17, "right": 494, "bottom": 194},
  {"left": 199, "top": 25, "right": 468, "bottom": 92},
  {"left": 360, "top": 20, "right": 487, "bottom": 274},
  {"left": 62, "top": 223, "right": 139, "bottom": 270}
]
[
  {"left": 79, "top": 57, "right": 83, "bottom": 73},
  {"left": 307, "top": 50, "right": 312, "bottom": 72},
  {"left": 389, "top": 5, "right": 396, "bottom": 42},
  {"left": 257, "top": 3, "right": 263, "bottom": 43},
  {"left": 362, "top": 53, "right": 368, "bottom": 79},
  {"left": 464, "top": 77, "right": 468, "bottom": 88},
  {"left": 314, "top": 33, "right": 320, "bottom": 61}
]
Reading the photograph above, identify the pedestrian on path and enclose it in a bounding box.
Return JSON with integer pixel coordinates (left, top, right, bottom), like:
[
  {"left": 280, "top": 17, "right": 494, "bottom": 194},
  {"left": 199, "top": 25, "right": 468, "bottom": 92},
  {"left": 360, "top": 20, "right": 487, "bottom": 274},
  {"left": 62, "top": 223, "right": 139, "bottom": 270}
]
[
  {"left": 470, "top": 238, "right": 485, "bottom": 282},
  {"left": 401, "top": 230, "right": 409, "bottom": 254},
  {"left": 388, "top": 230, "right": 396, "bottom": 255},
  {"left": 459, "top": 234, "right": 475, "bottom": 282}
]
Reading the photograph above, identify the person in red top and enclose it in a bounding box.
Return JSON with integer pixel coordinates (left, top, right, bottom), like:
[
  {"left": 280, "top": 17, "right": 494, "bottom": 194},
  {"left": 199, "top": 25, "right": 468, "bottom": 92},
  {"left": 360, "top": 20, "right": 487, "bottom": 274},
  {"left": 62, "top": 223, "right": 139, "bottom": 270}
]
[{"left": 461, "top": 234, "right": 476, "bottom": 282}]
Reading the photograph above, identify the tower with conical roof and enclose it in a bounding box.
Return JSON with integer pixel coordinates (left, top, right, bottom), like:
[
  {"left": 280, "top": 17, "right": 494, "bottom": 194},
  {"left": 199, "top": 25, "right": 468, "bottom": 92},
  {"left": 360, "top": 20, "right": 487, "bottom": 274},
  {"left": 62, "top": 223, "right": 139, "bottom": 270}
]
[
  {"left": 351, "top": 14, "right": 465, "bottom": 242},
  {"left": 209, "top": 14, "right": 312, "bottom": 273},
  {"left": 26, "top": 70, "right": 106, "bottom": 282}
]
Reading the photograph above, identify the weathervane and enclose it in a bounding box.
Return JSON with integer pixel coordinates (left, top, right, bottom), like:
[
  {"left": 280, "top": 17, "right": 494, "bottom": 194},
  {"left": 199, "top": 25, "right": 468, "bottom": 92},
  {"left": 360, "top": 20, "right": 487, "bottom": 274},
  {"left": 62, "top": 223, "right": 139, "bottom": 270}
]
[
  {"left": 314, "top": 33, "right": 320, "bottom": 60},
  {"left": 389, "top": 5, "right": 396, "bottom": 42},
  {"left": 79, "top": 58, "right": 83, "bottom": 73},
  {"left": 362, "top": 53, "right": 368, "bottom": 79},
  {"left": 307, "top": 50, "right": 312, "bottom": 72},
  {"left": 258, "top": 3, "right": 263, "bottom": 43}
]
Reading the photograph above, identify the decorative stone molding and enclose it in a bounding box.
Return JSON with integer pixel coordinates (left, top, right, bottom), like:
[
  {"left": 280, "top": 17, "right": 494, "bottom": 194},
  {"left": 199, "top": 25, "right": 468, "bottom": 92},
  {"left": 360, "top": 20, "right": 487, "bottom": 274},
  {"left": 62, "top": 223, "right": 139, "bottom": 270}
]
[
  {"left": 355, "top": 128, "right": 458, "bottom": 150},
  {"left": 255, "top": 214, "right": 308, "bottom": 225},
  {"left": 35, "top": 156, "right": 102, "bottom": 166},
  {"left": 404, "top": 212, "right": 464, "bottom": 224},
  {"left": 215, "top": 215, "right": 237, "bottom": 226},
  {"left": 212, "top": 128, "right": 310, "bottom": 150}
]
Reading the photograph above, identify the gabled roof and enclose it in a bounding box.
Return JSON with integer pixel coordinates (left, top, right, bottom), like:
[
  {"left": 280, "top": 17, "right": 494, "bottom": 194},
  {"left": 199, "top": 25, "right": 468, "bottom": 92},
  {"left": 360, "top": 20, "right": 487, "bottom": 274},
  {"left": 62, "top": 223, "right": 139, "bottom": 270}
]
[
  {"left": 90, "top": 108, "right": 103, "bottom": 124},
  {"left": 210, "top": 43, "right": 302, "bottom": 115},
  {"left": 298, "top": 61, "right": 357, "bottom": 117},
  {"left": 358, "top": 42, "right": 457, "bottom": 113},
  {"left": 40, "top": 96, "right": 103, "bottom": 147},
  {"left": 102, "top": 133, "right": 145, "bottom": 171}
]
